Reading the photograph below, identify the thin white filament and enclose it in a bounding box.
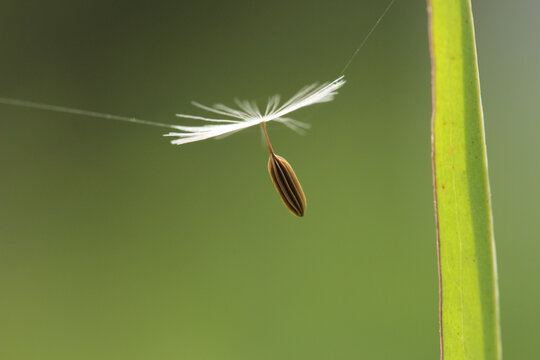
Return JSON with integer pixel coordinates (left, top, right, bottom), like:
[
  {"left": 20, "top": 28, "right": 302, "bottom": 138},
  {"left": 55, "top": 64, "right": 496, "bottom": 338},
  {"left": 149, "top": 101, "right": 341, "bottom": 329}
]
[
  {"left": 340, "top": 0, "right": 397, "bottom": 74},
  {"left": 0, "top": 97, "right": 178, "bottom": 129}
]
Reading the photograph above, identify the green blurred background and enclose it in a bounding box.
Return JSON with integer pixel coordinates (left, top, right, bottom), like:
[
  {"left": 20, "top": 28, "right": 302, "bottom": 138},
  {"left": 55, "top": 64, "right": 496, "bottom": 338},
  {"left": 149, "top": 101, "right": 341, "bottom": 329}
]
[{"left": 0, "top": 1, "right": 538, "bottom": 359}]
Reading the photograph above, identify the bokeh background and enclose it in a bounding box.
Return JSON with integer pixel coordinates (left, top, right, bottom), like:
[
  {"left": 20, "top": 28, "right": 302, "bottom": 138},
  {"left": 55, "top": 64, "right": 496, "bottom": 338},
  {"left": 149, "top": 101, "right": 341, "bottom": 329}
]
[{"left": 0, "top": 1, "right": 538, "bottom": 359}]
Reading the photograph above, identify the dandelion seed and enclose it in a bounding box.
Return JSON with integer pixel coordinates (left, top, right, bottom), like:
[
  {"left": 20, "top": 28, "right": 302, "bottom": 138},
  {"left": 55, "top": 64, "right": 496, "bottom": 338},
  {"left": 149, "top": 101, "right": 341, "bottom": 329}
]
[
  {"left": 165, "top": 76, "right": 344, "bottom": 216},
  {"left": 166, "top": 76, "right": 345, "bottom": 216}
]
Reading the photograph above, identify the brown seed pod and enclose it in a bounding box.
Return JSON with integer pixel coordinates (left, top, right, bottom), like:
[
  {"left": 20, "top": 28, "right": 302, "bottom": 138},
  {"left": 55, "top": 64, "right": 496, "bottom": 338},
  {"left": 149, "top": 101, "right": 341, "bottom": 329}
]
[{"left": 268, "top": 153, "right": 306, "bottom": 217}]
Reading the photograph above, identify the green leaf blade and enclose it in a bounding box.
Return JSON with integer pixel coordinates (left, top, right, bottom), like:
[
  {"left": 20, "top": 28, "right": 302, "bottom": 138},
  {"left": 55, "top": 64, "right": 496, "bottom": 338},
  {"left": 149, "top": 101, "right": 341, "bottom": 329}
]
[{"left": 428, "top": 1, "right": 502, "bottom": 359}]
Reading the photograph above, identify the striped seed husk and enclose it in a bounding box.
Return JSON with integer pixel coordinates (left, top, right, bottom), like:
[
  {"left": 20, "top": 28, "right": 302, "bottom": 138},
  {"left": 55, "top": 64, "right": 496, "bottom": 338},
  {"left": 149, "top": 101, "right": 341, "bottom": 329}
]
[{"left": 268, "top": 153, "right": 306, "bottom": 217}]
